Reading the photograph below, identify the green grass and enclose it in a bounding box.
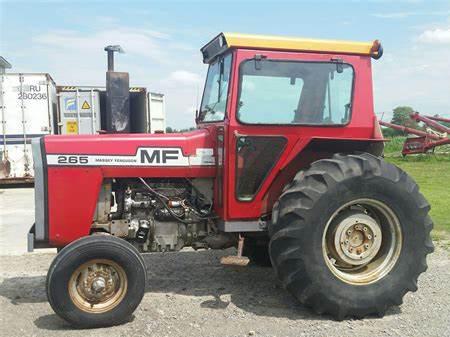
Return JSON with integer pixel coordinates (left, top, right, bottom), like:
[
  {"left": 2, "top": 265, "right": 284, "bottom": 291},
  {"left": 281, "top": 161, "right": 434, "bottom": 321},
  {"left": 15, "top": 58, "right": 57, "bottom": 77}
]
[
  {"left": 383, "top": 136, "right": 407, "bottom": 155},
  {"left": 386, "top": 155, "right": 450, "bottom": 241}
]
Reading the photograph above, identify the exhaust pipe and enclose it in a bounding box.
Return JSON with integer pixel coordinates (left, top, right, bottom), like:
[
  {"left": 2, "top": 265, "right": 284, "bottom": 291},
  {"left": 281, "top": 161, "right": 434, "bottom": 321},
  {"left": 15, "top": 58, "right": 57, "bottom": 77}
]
[
  {"left": 104, "top": 45, "right": 123, "bottom": 71},
  {"left": 104, "top": 45, "right": 130, "bottom": 133}
]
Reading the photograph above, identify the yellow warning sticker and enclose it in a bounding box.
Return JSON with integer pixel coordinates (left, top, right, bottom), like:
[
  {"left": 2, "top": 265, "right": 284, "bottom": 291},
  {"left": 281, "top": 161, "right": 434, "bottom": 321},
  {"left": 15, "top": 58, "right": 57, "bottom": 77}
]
[
  {"left": 81, "top": 100, "right": 91, "bottom": 109},
  {"left": 66, "top": 121, "right": 78, "bottom": 134}
]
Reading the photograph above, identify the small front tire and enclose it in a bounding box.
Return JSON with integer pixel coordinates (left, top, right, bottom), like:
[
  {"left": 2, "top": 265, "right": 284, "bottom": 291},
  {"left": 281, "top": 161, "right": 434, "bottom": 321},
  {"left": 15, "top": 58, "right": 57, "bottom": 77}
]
[{"left": 46, "top": 235, "right": 147, "bottom": 328}]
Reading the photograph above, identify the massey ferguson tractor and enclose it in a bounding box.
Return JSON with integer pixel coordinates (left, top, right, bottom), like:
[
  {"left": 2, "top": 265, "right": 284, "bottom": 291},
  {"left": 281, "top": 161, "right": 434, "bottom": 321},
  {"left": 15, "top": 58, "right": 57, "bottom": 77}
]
[{"left": 28, "top": 33, "right": 433, "bottom": 327}]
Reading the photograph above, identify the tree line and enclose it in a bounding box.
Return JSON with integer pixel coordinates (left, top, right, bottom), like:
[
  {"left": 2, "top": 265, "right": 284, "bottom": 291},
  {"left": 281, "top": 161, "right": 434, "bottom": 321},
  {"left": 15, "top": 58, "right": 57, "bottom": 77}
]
[{"left": 165, "top": 126, "right": 197, "bottom": 133}]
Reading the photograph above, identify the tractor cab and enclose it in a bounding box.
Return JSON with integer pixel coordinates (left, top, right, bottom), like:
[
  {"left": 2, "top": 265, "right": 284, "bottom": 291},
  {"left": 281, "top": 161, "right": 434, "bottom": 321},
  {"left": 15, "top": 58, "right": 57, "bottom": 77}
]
[{"left": 196, "top": 33, "right": 384, "bottom": 226}]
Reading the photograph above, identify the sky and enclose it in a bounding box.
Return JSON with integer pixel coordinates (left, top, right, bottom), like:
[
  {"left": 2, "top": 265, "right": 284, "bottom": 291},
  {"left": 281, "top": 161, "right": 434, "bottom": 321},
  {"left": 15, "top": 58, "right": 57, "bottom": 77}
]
[{"left": 1, "top": 0, "right": 449, "bottom": 129}]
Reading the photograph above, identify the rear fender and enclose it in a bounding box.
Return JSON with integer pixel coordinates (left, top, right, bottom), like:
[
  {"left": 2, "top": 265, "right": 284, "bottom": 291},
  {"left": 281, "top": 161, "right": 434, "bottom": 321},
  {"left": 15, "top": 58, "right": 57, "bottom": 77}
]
[{"left": 262, "top": 138, "right": 385, "bottom": 214}]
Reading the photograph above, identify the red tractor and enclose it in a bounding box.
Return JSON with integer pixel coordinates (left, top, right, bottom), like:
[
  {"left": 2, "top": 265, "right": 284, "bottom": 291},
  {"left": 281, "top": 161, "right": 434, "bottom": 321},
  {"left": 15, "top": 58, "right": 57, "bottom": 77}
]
[{"left": 28, "top": 33, "right": 433, "bottom": 327}]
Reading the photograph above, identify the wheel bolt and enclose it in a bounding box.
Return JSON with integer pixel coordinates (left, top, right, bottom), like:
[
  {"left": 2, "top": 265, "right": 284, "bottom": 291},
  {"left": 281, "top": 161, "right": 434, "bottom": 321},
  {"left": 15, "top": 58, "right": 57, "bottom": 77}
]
[
  {"left": 367, "top": 234, "right": 372, "bottom": 240},
  {"left": 363, "top": 227, "right": 368, "bottom": 232}
]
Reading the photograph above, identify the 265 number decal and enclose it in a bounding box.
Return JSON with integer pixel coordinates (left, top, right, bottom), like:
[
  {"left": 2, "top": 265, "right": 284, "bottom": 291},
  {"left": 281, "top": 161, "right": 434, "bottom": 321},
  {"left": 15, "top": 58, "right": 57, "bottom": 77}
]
[{"left": 57, "top": 155, "right": 88, "bottom": 164}]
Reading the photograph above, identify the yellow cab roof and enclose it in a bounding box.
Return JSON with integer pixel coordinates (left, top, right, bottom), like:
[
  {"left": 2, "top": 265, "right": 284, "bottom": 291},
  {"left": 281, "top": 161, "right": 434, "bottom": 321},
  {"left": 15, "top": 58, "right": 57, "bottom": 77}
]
[{"left": 201, "top": 32, "right": 382, "bottom": 63}]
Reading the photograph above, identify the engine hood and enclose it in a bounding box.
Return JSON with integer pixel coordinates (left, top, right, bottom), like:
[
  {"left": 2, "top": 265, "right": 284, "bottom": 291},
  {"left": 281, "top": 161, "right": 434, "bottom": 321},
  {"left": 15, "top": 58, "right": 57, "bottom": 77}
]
[
  {"left": 43, "top": 128, "right": 216, "bottom": 167},
  {"left": 32, "top": 128, "right": 217, "bottom": 247}
]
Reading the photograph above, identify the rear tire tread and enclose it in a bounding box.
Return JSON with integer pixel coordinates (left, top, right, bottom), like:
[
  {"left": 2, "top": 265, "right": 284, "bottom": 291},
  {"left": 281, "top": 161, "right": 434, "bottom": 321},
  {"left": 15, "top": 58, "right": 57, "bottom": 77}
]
[{"left": 269, "top": 153, "right": 433, "bottom": 319}]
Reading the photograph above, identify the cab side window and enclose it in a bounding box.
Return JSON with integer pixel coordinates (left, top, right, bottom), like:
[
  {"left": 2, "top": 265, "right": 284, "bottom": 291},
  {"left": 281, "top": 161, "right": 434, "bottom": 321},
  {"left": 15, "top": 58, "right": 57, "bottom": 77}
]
[{"left": 237, "top": 60, "right": 354, "bottom": 125}]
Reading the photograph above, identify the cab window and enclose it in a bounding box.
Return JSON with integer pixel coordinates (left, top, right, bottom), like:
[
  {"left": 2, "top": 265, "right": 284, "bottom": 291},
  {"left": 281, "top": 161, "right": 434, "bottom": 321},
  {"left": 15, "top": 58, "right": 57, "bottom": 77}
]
[
  {"left": 237, "top": 60, "right": 354, "bottom": 125},
  {"left": 198, "top": 54, "right": 232, "bottom": 122}
]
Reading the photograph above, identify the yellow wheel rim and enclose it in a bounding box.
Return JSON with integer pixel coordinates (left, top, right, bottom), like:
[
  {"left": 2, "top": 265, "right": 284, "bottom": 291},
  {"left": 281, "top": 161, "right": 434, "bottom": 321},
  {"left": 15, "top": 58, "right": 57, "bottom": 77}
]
[
  {"left": 323, "top": 199, "right": 402, "bottom": 285},
  {"left": 68, "top": 259, "right": 128, "bottom": 313}
]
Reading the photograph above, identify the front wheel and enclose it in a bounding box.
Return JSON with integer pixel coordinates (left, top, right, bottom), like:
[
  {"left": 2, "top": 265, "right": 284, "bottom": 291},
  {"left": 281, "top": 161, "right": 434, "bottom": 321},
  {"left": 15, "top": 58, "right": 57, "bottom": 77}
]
[
  {"left": 269, "top": 153, "right": 434, "bottom": 320},
  {"left": 46, "top": 235, "right": 147, "bottom": 328}
]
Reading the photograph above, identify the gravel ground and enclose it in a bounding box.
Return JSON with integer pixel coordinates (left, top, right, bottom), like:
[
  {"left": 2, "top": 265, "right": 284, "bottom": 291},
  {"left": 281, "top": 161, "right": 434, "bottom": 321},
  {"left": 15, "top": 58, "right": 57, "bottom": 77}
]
[{"left": 0, "top": 246, "right": 449, "bottom": 337}]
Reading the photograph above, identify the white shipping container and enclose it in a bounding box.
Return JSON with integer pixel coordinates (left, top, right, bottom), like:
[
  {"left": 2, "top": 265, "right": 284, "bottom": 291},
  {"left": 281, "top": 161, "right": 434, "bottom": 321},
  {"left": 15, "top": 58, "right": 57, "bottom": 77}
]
[
  {"left": 0, "top": 73, "right": 57, "bottom": 183},
  {"left": 148, "top": 92, "right": 165, "bottom": 133},
  {"left": 58, "top": 90, "right": 101, "bottom": 135},
  {"left": 57, "top": 86, "right": 166, "bottom": 134}
]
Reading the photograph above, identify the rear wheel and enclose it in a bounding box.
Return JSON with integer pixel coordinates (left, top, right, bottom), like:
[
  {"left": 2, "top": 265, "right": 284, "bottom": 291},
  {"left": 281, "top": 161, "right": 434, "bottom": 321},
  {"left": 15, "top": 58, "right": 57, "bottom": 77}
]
[
  {"left": 269, "top": 153, "right": 433, "bottom": 319},
  {"left": 47, "top": 235, "right": 146, "bottom": 328}
]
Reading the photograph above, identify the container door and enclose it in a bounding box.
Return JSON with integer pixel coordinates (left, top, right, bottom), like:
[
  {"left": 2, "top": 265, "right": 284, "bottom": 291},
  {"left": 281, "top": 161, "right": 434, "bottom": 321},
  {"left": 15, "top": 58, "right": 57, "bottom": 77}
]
[
  {"left": 148, "top": 92, "right": 165, "bottom": 133},
  {"left": 59, "top": 90, "right": 100, "bottom": 135},
  {"left": 1, "top": 74, "right": 50, "bottom": 179},
  {"left": 78, "top": 91, "right": 100, "bottom": 134}
]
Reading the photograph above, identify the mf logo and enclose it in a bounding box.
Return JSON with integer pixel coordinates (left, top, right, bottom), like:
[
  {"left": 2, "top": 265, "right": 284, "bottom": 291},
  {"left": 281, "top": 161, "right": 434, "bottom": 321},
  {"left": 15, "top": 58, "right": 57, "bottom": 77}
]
[{"left": 139, "top": 148, "right": 182, "bottom": 164}]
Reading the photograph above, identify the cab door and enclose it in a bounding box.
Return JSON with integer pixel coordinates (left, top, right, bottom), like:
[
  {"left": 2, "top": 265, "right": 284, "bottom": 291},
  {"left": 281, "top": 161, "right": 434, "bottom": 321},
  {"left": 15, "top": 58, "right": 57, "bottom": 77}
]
[
  {"left": 225, "top": 49, "right": 356, "bottom": 221},
  {"left": 226, "top": 50, "right": 295, "bottom": 221},
  {"left": 196, "top": 52, "right": 234, "bottom": 220}
]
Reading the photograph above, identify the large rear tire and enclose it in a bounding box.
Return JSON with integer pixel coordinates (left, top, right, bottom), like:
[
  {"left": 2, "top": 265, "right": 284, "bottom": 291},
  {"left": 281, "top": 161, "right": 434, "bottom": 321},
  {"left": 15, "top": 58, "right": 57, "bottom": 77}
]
[
  {"left": 46, "top": 235, "right": 147, "bottom": 328},
  {"left": 269, "top": 153, "right": 433, "bottom": 320}
]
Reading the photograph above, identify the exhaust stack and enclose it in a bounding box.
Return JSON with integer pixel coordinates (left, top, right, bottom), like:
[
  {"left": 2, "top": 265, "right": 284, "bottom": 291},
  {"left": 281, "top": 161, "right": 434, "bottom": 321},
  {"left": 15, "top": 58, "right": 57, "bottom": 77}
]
[{"left": 104, "top": 45, "right": 130, "bottom": 133}]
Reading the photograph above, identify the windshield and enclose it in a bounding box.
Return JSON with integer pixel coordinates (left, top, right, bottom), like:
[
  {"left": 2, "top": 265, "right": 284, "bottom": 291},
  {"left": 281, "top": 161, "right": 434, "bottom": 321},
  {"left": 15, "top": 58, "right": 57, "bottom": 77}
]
[
  {"left": 198, "top": 54, "right": 232, "bottom": 122},
  {"left": 237, "top": 60, "right": 354, "bottom": 125}
]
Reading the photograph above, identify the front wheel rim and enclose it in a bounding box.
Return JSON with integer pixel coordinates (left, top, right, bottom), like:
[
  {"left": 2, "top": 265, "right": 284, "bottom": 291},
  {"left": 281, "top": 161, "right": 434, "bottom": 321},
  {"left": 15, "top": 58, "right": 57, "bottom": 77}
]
[
  {"left": 68, "top": 259, "right": 128, "bottom": 313},
  {"left": 322, "top": 198, "right": 402, "bottom": 285}
]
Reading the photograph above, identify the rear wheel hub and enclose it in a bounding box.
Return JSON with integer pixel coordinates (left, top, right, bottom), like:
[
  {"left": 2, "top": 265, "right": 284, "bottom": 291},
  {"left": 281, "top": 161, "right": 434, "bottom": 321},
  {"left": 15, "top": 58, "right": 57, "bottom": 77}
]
[
  {"left": 334, "top": 213, "right": 382, "bottom": 266},
  {"left": 323, "top": 199, "right": 402, "bottom": 285}
]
